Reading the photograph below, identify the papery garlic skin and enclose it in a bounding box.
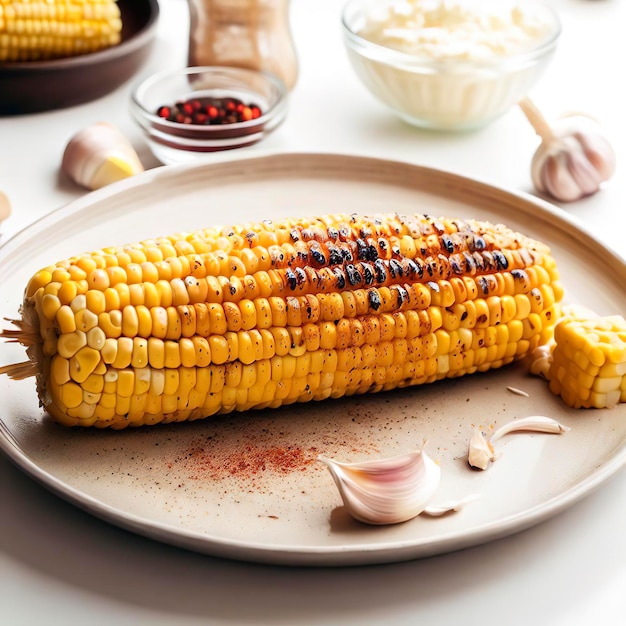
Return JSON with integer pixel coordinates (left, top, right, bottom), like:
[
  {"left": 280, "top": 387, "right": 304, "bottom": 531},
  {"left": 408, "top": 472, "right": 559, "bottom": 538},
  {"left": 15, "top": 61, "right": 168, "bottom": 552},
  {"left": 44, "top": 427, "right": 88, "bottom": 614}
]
[
  {"left": 423, "top": 495, "right": 478, "bottom": 517},
  {"left": 318, "top": 450, "right": 441, "bottom": 525},
  {"left": 469, "top": 416, "right": 569, "bottom": 470},
  {"left": 62, "top": 122, "right": 144, "bottom": 190},
  {"left": 506, "top": 386, "right": 529, "bottom": 397},
  {"left": 490, "top": 415, "right": 570, "bottom": 442},
  {"left": 530, "top": 115, "right": 616, "bottom": 202}
]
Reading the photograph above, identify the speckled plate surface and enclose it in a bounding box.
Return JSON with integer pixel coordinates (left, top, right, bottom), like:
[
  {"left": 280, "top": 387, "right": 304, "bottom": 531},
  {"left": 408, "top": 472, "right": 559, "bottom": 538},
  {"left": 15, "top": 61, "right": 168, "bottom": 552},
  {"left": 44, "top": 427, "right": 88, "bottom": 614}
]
[{"left": 0, "top": 153, "right": 624, "bottom": 566}]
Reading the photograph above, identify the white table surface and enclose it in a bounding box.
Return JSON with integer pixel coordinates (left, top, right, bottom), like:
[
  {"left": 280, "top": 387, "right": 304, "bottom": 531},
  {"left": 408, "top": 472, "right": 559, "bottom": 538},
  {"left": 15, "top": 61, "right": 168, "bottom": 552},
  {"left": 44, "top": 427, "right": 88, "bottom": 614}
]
[{"left": 1, "top": 1, "right": 625, "bottom": 624}]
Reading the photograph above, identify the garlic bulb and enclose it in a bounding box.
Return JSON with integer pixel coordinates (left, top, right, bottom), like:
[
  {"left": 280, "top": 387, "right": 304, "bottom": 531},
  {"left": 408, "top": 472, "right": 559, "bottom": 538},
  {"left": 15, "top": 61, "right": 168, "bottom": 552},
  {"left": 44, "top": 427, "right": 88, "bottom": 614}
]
[
  {"left": 519, "top": 98, "right": 616, "bottom": 202},
  {"left": 61, "top": 122, "right": 144, "bottom": 190},
  {"left": 0, "top": 190, "right": 10, "bottom": 223},
  {"left": 318, "top": 449, "right": 441, "bottom": 525}
]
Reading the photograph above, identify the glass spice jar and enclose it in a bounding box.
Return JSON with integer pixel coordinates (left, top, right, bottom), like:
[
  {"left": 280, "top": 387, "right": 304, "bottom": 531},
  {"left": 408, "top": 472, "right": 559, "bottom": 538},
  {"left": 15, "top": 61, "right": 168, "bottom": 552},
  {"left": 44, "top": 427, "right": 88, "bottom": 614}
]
[{"left": 187, "top": 0, "right": 298, "bottom": 91}]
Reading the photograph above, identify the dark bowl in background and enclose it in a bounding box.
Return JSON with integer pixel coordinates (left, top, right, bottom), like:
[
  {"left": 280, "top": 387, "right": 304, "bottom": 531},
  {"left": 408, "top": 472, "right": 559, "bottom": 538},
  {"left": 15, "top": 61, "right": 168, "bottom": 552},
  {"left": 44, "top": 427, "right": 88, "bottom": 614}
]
[{"left": 0, "top": 0, "right": 160, "bottom": 115}]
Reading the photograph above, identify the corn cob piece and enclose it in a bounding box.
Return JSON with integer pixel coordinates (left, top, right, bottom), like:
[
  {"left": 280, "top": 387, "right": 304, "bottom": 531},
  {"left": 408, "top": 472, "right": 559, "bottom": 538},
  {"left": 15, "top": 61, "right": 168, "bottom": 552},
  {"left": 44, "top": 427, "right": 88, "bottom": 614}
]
[
  {"left": 1, "top": 212, "right": 564, "bottom": 429},
  {"left": 547, "top": 312, "right": 626, "bottom": 409},
  {"left": 0, "top": 0, "right": 122, "bottom": 62}
]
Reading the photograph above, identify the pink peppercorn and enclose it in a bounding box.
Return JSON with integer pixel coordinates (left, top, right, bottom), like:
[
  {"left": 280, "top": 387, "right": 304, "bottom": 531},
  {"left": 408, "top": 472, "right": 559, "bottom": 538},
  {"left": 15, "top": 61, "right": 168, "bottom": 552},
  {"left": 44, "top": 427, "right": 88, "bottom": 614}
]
[{"left": 155, "top": 96, "right": 264, "bottom": 125}]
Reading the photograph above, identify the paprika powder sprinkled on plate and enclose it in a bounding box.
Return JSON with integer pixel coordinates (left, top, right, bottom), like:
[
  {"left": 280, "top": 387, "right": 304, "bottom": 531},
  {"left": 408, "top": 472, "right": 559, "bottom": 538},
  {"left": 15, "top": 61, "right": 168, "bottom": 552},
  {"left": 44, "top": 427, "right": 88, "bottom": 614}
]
[
  {"left": 187, "top": 442, "right": 319, "bottom": 481},
  {"left": 169, "top": 424, "right": 381, "bottom": 491}
]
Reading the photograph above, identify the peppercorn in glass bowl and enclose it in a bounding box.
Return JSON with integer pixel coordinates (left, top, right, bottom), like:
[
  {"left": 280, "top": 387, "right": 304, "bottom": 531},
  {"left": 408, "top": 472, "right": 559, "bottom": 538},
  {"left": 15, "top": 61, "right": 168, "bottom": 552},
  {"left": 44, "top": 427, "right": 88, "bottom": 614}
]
[
  {"left": 130, "top": 66, "right": 289, "bottom": 163},
  {"left": 341, "top": 0, "right": 561, "bottom": 131}
]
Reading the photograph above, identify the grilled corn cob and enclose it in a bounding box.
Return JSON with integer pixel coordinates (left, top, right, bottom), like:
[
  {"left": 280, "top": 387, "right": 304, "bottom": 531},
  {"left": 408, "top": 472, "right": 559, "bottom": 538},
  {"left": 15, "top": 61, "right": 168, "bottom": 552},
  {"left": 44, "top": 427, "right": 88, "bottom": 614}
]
[
  {"left": 547, "top": 311, "right": 626, "bottom": 409},
  {"left": 0, "top": 0, "right": 122, "bottom": 62},
  {"left": 1, "top": 212, "right": 564, "bottom": 429}
]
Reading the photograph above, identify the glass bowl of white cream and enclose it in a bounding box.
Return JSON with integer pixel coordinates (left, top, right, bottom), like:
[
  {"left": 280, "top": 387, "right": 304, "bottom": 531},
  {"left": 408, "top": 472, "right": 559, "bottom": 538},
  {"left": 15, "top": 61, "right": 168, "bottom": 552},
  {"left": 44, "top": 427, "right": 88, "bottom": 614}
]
[{"left": 341, "top": 0, "right": 561, "bottom": 131}]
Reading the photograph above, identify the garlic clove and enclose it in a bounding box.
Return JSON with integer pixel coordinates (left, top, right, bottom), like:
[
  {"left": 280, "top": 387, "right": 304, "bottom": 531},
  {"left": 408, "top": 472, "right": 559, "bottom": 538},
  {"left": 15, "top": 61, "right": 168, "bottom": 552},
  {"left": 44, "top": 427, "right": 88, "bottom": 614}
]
[
  {"left": 318, "top": 449, "right": 441, "bottom": 525},
  {"left": 468, "top": 429, "right": 496, "bottom": 470},
  {"left": 520, "top": 99, "right": 616, "bottom": 203},
  {"left": 0, "top": 190, "right": 11, "bottom": 223},
  {"left": 89, "top": 155, "right": 141, "bottom": 190},
  {"left": 490, "top": 415, "right": 570, "bottom": 442},
  {"left": 61, "top": 122, "right": 144, "bottom": 190},
  {"left": 574, "top": 129, "right": 616, "bottom": 181},
  {"left": 536, "top": 151, "right": 582, "bottom": 202}
]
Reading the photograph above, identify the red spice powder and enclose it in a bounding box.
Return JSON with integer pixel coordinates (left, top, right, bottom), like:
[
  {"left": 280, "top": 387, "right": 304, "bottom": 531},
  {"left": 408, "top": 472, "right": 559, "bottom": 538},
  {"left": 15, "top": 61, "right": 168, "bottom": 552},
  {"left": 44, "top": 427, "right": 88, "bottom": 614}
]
[
  {"left": 176, "top": 440, "right": 320, "bottom": 482},
  {"left": 167, "top": 408, "right": 383, "bottom": 489}
]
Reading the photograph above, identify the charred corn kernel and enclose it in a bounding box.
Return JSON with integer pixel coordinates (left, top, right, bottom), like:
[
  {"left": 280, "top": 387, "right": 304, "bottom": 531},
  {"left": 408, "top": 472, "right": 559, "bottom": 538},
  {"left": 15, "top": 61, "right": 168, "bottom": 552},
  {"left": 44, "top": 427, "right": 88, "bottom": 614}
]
[{"left": 4, "top": 212, "right": 564, "bottom": 427}]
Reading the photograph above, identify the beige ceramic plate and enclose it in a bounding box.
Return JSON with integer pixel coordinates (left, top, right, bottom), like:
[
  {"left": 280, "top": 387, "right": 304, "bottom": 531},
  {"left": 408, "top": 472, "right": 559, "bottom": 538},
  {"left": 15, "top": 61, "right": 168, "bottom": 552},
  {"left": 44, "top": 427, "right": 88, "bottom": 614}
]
[{"left": 0, "top": 153, "right": 624, "bottom": 566}]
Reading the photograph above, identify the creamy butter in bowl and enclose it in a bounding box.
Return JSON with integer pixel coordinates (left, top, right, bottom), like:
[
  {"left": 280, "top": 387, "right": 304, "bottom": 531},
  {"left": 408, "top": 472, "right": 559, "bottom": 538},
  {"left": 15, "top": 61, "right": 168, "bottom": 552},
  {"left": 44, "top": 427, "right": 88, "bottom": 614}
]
[{"left": 341, "top": 0, "right": 561, "bottom": 131}]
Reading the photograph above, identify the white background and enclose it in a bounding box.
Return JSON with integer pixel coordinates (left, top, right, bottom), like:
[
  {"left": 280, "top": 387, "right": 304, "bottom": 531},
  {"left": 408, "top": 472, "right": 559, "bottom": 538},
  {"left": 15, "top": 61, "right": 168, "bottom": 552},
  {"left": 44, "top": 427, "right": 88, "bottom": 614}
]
[{"left": 0, "top": 1, "right": 625, "bottom": 624}]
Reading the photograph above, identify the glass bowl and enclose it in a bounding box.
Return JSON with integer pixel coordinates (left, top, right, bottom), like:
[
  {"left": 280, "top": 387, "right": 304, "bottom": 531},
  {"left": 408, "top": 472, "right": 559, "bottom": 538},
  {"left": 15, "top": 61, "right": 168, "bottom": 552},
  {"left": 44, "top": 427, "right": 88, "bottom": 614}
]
[
  {"left": 130, "top": 66, "right": 289, "bottom": 164},
  {"left": 341, "top": 0, "right": 561, "bottom": 131}
]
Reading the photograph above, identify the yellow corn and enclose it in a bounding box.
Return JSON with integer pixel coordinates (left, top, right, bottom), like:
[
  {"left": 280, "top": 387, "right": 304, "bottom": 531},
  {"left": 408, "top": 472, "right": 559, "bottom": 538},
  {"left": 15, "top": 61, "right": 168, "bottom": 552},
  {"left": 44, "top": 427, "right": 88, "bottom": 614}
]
[
  {"left": 1, "top": 212, "right": 564, "bottom": 428},
  {"left": 0, "top": 0, "right": 122, "bottom": 62},
  {"left": 548, "top": 312, "right": 626, "bottom": 409}
]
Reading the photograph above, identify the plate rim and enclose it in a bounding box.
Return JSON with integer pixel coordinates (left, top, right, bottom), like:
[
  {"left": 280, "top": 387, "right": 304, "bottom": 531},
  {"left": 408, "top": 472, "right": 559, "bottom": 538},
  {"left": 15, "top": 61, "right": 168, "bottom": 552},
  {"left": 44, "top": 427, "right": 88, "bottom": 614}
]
[
  {"left": 1, "top": 419, "right": 624, "bottom": 566},
  {"left": 1, "top": 151, "right": 624, "bottom": 566}
]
